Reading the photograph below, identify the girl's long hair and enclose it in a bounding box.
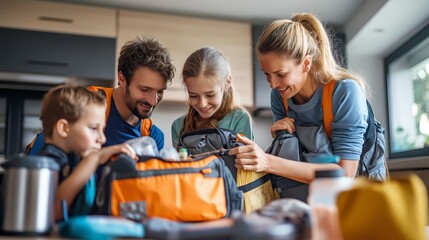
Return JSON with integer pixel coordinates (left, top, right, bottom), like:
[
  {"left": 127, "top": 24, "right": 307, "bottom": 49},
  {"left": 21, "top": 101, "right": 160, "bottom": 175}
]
[{"left": 180, "top": 47, "right": 243, "bottom": 136}]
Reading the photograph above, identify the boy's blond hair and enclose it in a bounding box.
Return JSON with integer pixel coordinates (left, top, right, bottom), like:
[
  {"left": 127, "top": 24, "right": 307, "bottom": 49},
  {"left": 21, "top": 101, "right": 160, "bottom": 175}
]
[{"left": 40, "top": 84, "right": 106, "bottom": 138}]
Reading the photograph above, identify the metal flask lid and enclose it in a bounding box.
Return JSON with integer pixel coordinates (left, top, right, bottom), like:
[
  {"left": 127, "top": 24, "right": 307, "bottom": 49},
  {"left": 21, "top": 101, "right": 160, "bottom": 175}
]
[{"left": 1, "top": 155, "right": 60, "bottom": 171}]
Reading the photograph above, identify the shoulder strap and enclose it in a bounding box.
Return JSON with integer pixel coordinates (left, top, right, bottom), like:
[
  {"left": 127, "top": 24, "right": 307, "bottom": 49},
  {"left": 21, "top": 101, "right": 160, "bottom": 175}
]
[
  {"left": 87, "top": 86, "right": 153, "bottom": 136},
  {"left": 87, "top": 86, "right": 113, "bottom": 123},
  {"left": 322, "top": 81, "right": 337, "bottom": 138},
  {"left": 25, "top": 132, "right": 40, "bottom": 155},
  {"left": 282, "top": 97, "right": 288, "bottom": 117},
  {"left": 141, "top": 118, "right": 152, "bottom": 136}
]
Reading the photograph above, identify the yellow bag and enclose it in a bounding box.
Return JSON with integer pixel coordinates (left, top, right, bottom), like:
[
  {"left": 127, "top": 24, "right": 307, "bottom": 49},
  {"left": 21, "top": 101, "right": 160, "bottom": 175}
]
[
  {"left": 237, "top": 171, "right": 276, "bottom": 213},
  {"left": 336, "top": 174, "right": 427, "bottom": 240}
]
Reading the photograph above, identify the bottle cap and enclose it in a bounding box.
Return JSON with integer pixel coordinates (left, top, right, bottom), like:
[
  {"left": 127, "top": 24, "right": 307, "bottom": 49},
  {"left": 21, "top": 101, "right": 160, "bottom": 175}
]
[
  {"left": 315, "top": 168, "right": 344, "bottom": 178},
  {"left": 306, "top": 154, "right": 340, "bottom": 163}
]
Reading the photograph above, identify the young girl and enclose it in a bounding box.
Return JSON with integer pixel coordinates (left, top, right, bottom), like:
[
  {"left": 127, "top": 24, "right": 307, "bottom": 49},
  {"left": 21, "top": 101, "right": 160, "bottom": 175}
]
[
  {"left": 171, "top": 47, "right": 275, "bottom": 212},
  {"left": 171, "top": 47, "right": 253, "bottom": 146}
]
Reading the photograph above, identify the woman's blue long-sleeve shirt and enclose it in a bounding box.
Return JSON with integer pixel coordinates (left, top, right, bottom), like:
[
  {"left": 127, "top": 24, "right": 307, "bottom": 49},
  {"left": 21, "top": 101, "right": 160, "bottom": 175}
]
[{"left": 270, "top": 79, "right": 368, "bottom": 161}]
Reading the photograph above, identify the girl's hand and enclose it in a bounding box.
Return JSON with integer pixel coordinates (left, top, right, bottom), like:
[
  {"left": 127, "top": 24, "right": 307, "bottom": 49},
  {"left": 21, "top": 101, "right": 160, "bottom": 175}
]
[
  {"left": 270, "top": 117, "right": 295, "bottom": 138},
  {"left": 229, "top": 134, "right": 269, "bottom": 172},
  {"left": 96, "top": 143, "right": 138, "bottom": 164}
]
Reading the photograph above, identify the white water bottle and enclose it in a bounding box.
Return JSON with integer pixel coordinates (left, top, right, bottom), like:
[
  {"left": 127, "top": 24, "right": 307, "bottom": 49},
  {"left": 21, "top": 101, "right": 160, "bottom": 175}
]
[
  {"left": 308, "top": 168, "right": 353, "bottom": 207},
  {"left": 308, "top": 169, "right": 353, "bottom": 240}
]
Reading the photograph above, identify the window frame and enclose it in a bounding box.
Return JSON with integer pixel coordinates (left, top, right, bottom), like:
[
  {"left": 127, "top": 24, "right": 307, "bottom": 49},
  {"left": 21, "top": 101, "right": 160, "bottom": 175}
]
[{"left": 384, "top": 23, "right": 429, "bottom": 159}]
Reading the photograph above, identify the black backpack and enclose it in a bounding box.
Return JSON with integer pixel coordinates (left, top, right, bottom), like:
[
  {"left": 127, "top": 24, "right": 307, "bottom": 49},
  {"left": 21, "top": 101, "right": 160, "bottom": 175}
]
[
  {"left": 355, "top": 102, "right": 388, "bottom": 180},
  {"left": 266, "top": 126, "right": 336, "bottom": 202},
  {"left": 178, "top": 128, "right": 241, "bottom": 178}
]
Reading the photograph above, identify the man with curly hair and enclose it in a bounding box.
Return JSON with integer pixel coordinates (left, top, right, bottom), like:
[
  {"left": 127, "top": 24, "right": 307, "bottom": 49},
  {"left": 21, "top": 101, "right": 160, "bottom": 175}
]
[{"left": 28, "top": 36, "right": 175, "bottom": 155}]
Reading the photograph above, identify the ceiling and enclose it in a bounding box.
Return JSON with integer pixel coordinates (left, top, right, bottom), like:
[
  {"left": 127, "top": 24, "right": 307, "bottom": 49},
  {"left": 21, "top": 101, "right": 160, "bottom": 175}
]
[
  {"left": 60, "top": 0, "right": 429, "bottom": 57},
  {"left": 60, "top": 0, "right": 365, "bottom": 26}
]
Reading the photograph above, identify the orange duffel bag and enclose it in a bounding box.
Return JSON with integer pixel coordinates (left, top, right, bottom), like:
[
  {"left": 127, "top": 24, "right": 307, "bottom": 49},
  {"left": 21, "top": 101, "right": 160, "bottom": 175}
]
[{"left": 94, "top": 154, "right": 243, "bottom": 222}]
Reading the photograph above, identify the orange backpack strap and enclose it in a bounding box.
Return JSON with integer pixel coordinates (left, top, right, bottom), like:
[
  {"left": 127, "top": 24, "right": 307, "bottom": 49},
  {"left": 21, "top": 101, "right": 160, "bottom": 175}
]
[
  {"left": 25, "top": 133, "right": 39, "bottom": 155},
  {"left": 87, "top": 86, "right": 153, "bottom": 137},
  {"left": 141, "top": 118, "right": 152, "bottom": 136},
  {"left": 281, "top": 97, "right": 289, "bottom": 117},
  {"left": 322, "top": 81, "right": 337, "bottom": 138},
  {"left": 87, "top": 86, "right": 113, "bottom": 123}
]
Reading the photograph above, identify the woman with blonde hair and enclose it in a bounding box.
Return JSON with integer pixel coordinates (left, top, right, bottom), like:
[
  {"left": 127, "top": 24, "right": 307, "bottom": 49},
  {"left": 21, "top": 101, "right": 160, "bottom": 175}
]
[{"left": 230, "top": 13, "right": 370, "bottom": 184}]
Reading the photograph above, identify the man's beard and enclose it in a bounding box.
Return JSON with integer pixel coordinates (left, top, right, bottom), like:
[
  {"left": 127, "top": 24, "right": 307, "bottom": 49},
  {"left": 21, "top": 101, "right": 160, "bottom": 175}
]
[
  {"left": 126, "top": 99, "right": 153, "bottom": 119},
  {"left": 125, "top": 87, "right": 153, "bottom": 119}
]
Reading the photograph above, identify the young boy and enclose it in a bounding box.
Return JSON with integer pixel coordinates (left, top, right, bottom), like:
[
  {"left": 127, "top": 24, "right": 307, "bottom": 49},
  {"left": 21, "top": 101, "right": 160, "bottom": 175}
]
[{"left": 38, "top": 84, "right": 137, "bottom": 220}]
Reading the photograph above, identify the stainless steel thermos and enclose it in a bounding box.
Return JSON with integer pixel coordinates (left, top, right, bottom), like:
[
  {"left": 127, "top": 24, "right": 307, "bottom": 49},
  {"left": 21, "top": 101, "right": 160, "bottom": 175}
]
[{"left": 0, "top": 155, "right": 59, "bottom": 236}]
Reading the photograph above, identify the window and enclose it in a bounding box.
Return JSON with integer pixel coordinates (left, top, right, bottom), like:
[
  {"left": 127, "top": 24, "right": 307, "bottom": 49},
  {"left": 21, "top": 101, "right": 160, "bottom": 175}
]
[
  {"left": 385, "top": 23, "right": 429, "bottom": 159},
  {"left": 23, "top": 99, "right": 43, "bottom": 151}
]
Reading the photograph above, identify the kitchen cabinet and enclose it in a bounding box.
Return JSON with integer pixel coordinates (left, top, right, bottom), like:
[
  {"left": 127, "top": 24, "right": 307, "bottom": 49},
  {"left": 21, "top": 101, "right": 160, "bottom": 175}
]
[
  {"left": 0, "top": 89, "right": 45, "bottom": 158},
  {"left": 0, "top": 28, "right": 116, "bottom": 82},
  {"left": 117, "top": 10, "right": 253, "bottom": 107},
  {"left": 0, "top": 0, "right": 116, "bottom": 38}
]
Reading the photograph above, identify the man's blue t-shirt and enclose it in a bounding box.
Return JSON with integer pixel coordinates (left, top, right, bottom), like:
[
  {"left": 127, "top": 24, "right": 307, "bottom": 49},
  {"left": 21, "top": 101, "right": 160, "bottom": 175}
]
[{"left": 103, "top": 97, "right": 164, "bottom": 149}]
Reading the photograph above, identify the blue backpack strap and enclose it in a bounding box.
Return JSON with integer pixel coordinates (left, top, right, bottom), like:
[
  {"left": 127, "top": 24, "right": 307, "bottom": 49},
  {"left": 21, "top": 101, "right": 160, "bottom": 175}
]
[{"left": 362, "top": 101, "right": 377, "bottom": 153}]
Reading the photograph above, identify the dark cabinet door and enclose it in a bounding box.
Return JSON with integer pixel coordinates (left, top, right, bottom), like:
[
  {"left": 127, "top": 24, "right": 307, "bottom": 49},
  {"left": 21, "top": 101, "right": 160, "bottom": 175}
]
[
  {"left": 0, "top": 89, "right": 45, "bottom": 158},
  {"left": 0, "top": 28, "right": 116, "bottom": 81}
]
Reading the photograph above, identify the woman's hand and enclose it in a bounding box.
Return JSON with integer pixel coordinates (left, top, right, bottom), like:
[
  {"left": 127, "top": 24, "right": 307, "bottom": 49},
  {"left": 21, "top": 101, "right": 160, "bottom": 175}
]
[
  {"left": 271, "top": 117, "right": 295, "bottom": 138},
  {"left": 229, "top": 134, "right": 269, "bottom": 172}
]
